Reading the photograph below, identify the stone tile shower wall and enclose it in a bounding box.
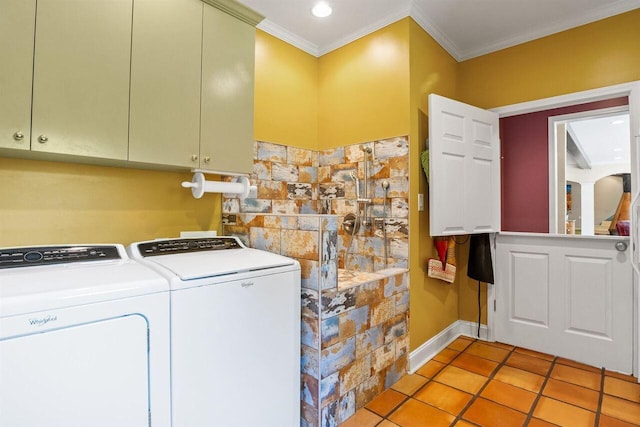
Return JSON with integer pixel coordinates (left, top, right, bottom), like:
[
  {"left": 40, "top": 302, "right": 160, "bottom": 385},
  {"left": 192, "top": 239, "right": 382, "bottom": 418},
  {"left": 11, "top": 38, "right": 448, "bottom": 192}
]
[
  {"left": 222, "top": 213, "right": 409, "bottom": 427},
  {"left": 221, "top": 136, "right": 409, "bottom": 270},
  {"left": 221, "top": 137, "right": 410, "bottom": 427},
  {"left": 318, "top": 138, "right": 409, "bottom": 272},
  {"left": 313, "top": 268, "right": 409, "bottom": 426}
]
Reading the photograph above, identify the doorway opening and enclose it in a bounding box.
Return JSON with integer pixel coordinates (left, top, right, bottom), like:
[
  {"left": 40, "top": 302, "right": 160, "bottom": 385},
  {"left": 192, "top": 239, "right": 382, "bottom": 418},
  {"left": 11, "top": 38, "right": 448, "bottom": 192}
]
[{"left": 550, "top": 107, "right": 631, "bottom": 235}]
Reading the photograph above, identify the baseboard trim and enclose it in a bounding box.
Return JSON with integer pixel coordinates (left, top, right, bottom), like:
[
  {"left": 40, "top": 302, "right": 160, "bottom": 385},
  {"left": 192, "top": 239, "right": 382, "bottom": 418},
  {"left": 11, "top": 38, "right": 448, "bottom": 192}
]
[{"left": 408, "top": 320, "right": 489, "bottom": 373}]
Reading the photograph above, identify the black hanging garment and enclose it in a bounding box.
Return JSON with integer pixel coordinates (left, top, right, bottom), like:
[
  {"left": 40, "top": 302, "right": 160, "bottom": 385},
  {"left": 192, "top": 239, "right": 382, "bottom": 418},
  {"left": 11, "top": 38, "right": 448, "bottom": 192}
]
[{"left": 467, "top": 233, "right": 494, "bottom": 284}]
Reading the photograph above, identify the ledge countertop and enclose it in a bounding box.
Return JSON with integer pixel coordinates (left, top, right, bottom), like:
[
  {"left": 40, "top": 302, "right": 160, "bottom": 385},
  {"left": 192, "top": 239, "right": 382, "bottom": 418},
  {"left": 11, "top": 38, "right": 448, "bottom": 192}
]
[{"left": 498, "top": 231, "right": 630, "bottom": 241}]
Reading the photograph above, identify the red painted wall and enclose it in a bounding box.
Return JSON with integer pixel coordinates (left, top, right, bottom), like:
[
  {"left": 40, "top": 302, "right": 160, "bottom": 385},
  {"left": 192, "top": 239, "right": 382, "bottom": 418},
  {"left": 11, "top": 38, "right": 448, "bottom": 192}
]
[{"left": 500, "top": 97, "right": 628, "bottom": 232}]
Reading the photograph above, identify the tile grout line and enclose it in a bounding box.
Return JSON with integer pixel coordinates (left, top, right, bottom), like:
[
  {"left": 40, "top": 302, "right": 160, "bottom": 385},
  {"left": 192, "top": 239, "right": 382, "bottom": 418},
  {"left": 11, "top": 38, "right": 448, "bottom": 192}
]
[
  {"left": 522, "top": 356, "right": 558, "bottom": 426},
  {"left": 373, "top": 391, "right": 412, "bottom": 426},
  {"left": 594, "top": 367, "right": 606, "bottom": 426},
  {"left": 380, "top": 337, "right": 475, "bottom": 425},
  {"left": 448, "top": 339, "right": 517, "bottom": 426},
  {"left": 373, "top": 339, "right": 639, "bottom": 427},
  {"left": 378, "top": 341, "right": 455, "bottom": 424}
]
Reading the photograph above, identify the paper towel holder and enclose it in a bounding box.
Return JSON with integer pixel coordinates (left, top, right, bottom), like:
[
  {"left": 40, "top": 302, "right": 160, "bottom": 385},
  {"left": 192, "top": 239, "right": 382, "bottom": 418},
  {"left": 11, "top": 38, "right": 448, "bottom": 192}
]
[{"left": 181, "top": 172, "right": 255, "bottom": 200}]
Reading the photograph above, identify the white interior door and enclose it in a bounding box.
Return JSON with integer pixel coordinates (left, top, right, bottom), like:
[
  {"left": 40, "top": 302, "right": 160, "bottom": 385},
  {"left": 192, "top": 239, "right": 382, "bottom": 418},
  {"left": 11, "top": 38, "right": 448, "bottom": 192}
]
[
  {"left": 433, "top": 85, "right": 640, "bottom": 375},
  {"left": 495, "top": 234, "right": 633, "bottom": 373},
  {"left": 630, "top": 83, "right": 640, "bottom": 378},
  {"left": 428, "top": 94, "right": 501, "bottom": 236}
]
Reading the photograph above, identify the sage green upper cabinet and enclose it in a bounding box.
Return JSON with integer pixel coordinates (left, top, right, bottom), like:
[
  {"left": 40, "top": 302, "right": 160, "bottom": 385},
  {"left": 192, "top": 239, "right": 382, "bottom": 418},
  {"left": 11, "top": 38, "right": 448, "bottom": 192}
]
[
  {"left": 129, "top": 0, "right": 203, "bottom": 168},
  {"left": 31, "top": 0, "right": 133, "bottom": 160},
  {"left": 0, "top": 0, "right": 35, "bottom": 151},
  {"left": 200, "top": 3, "right": 256, "bottom": 174}
]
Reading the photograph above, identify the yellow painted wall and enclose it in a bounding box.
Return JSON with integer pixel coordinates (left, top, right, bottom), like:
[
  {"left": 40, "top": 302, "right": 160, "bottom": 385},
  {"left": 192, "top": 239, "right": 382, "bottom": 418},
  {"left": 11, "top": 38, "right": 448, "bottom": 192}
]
[
  {"left": 458, "top": 9, "right": 640, "bottom": 109},
  {"left": 408, "top": 19, "right": 462, "bottom": 350},
  {"left": 0, "top": 157, "right": 219, "bottom": 246},
  {"left": 318, "top": 19, "right": 411, "bottom": 149},
  {"left": 3, "top": 8, "right": 638, "bottom": 352},
  {"left": 254, "top": 30, "right": 318, "bottom": 149}
]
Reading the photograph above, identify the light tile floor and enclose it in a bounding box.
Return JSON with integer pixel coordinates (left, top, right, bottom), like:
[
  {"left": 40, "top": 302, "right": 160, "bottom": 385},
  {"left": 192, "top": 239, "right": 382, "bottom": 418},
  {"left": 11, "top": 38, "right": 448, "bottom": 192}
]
[{"left": 340, "top": 337, "right": 640, "bottom": 427}]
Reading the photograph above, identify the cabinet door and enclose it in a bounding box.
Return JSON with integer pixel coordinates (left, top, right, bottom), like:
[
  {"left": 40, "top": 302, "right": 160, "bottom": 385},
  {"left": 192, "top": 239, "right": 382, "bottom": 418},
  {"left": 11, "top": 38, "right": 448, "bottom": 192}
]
[
  {"left": 0, "top": 0, "right": 35, "bottom": 151},
  {"left": 201, "top": 5, "right": 255, "bottom": 174},
  {"left": 129, "top": 0, "right": 203, "bottom": 168},
  {"left": 31, "top": 0, "right": 132, "bottom": 160}
]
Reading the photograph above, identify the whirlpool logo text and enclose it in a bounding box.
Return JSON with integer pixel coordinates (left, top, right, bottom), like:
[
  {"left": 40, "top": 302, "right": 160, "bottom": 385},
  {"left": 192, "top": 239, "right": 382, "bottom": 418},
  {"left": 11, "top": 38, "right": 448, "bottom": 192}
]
[{"left": 28, "top": 315, "right": 58, "bottom": 326}]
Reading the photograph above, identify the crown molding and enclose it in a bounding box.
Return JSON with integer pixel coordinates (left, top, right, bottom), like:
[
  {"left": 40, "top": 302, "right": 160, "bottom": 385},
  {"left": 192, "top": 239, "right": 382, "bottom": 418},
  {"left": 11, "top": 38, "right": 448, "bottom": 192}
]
[
  {"left": 257, "top": 20, "right": 320, "bottom": 56},
  {"left": 317, "top": 4, "right": 412, "bottom": 56},
  {"left": 454, "top": 0, "right": 640, "bottom": 60},
  {"left": 201, "top": 0, "right": 264, "bottom": 26},
  {"left": 409, "top": 0, "right": 462, "bottom": 61},
  {"left": 257, "top": 3, "right": 412, "bottom": 57},
  {"left": 255, "top": 0, "right": 640, "bottom": 60}
]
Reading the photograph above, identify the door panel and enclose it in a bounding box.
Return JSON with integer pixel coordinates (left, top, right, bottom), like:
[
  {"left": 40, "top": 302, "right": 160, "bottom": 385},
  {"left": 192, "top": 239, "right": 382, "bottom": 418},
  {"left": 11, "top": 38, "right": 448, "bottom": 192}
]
[
  {"left": 31, "top": 0, "right": 132, "bottom": 159},
  {"left": 511, "top": 251, "right": 549, "bottom": 326},
  {"left": 200, "top": 4, "right": 255, "bottom": 173},
  {"left": 565, "top": 256, "right": 611, "bottom": 337},
  {"left": 129, "top": 0, "right": 203, "bottom": 167},
  {"left": 0, "top": 315, "right": 149, "bottom": 427},
  {"left": 0, "top": 0, "right": 35, "bottom": 151},
  {"left": 428, "top": 94, "right": 500, "bottom": 236},
  {"left": 171, "top": 271, "right": 300, "bottom": 427},
  {"left": 496, "top": 234, "right": 632, "bottom": 373}
]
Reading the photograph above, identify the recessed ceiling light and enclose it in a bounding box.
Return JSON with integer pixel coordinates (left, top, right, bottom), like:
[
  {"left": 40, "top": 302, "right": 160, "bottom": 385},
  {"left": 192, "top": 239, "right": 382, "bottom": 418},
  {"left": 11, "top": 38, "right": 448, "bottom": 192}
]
[
  {"left": 611, "top": 119, "right": 625, "bottom": 125},
  {"left": 312, "top": 1, "right": 332, "bottom": 18}
]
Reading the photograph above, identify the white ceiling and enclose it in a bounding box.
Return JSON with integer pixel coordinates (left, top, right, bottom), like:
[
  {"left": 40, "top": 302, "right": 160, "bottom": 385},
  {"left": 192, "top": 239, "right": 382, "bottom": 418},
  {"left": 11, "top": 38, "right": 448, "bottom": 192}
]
[
  {"left": 568, "top": 113, "right": 630, "bottom": 166},
  {"left": 237, "top": 0, "right": 640, "bottom": 60}
]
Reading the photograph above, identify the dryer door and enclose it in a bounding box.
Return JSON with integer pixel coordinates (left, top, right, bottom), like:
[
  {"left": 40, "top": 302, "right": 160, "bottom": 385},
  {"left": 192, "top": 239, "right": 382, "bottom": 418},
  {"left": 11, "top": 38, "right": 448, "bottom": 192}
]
[{"left": 0, "top": 314, "right": 150, "bottom": 427}]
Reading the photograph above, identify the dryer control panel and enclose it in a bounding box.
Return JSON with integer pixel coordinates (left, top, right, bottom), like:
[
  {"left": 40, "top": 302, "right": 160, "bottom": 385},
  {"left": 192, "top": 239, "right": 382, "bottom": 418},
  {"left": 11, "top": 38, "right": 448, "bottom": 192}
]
[
  {"left": 0, "top": 246, "right": 121, "bottom": 269},
  {"left": 137, "top": 237, "right": 242, "bottom": 257}
]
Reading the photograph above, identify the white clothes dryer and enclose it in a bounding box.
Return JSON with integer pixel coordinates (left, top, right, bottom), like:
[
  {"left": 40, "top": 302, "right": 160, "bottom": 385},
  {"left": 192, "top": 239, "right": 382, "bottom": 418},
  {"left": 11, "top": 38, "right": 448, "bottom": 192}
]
[
  {"left": 128, "top": 236, "right": 301, "bottom": 427},
  {"left": 0, "top": 244, "right": 171, "bottom": 427}
]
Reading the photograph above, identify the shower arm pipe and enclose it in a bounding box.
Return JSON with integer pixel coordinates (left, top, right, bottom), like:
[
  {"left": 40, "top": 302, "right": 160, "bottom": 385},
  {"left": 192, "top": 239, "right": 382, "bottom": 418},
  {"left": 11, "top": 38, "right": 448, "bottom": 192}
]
[{"left": 382, "top": 180, "right": 390, "bottom": 268}]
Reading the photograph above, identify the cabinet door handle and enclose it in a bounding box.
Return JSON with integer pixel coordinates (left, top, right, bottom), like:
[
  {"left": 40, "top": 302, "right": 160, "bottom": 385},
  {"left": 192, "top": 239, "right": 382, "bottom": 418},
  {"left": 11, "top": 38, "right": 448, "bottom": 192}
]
[
  {"left": 203, "top": 156, "right": 211, "bottom": 163},
  {"left": 191, "top": 154, "right": 198, "bottom": 162},
  {"left": 38, "top": 135, "right": 48, "bottom": 143},
  {"left": 13, "top": 131, "right": 24, "bottom": 141}
]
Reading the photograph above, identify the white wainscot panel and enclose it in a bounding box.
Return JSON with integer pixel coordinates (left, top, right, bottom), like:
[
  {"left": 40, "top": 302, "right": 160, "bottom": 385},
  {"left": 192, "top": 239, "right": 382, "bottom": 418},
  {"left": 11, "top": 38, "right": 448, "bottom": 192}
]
[
  {"left": 472, "top": 119, "right": 492, "bottom": 146},
  {"left": 564, "top": 255, "right": 612, "bottom": 339},
  {"left": 511, "top": 251, "right": 549, "bottom": 327},
  {"left": 442, "top": 112, "right": 464, "bottom": 142},
  {"left": 441, "top": 153, "right": 465, "bottom": 233},
  {"left": 469, "top": 157, "right": 493, "bottom": 231}
]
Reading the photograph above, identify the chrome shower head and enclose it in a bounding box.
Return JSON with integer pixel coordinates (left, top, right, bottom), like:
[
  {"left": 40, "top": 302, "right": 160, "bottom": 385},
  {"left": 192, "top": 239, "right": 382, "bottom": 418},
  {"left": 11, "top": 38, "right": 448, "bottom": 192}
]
[{"left": 350, "top": 171, "right": 360, "bottom": 199}]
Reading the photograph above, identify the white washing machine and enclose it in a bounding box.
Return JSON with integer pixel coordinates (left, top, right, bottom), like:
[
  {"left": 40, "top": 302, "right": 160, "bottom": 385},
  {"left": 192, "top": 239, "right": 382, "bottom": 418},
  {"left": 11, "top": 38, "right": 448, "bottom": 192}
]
[
  {"left": 0, "top": 244, "right": 171, "bottom": 427},
  {"left": 128, "top": 236, "right": 301, "bottom": 427}
]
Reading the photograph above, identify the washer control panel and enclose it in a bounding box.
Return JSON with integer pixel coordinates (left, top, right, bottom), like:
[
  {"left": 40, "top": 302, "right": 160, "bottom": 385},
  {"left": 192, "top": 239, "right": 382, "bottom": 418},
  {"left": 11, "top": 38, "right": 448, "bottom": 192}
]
[
  {"left": 0, "top": 246, "right": 121, "bottom": 269},
  {"left": 137, "top": 237, "right": 242, "bottom": 257}
]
